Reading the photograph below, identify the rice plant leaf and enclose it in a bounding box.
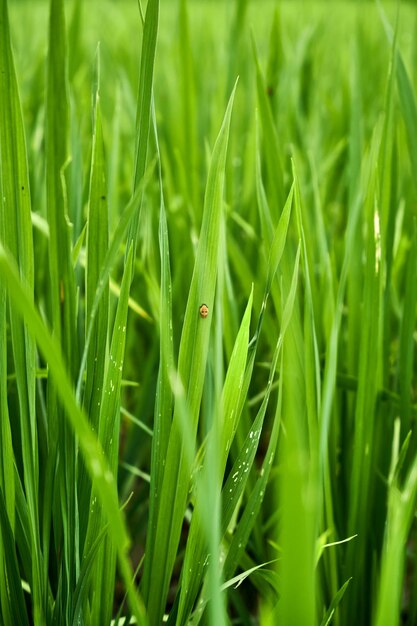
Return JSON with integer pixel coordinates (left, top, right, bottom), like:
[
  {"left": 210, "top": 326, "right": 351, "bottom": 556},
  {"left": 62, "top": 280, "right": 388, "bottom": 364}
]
[
  {"left": 76, "top": 164, "right": 155, "bottom": 400},
  {"left": 252, "top": 34, "right": 284, "bottom": 212},
  {"left": 0, "top": 0, "right": 42, "bottom": 618},
  {"left": 374, "top": 451, "right": 417, "bottom": 626},
  {"left": 397, "top": 221, "right": 417, "bottom": 433},
  {"left": 0, "top": 488, "right": 30, "bottom": 626},
  {"left": 71, "top": 524, "right": 108, "bottom": 626},
  {"left": 85, "top": 246, "right": 134, "bottom": 625},
  {"left": 142, "top": 82, "right": 237, "bottom": 625},
  {"left": 0, "top": 243, "right": 147, "bottom": 625},
  {"left": 223, "top": 246, "right": 300, "bottom": 582},
  {"left": 176, "top": 288, "right": 253, "bottom": 625},
  {"left": 77, "top": 66, "right": 110, "bottom": 549},
  {"left": 141, "top": 101, "right": 174, "bottom": 600},
  {"left": 128, "top": 0, "right": 159, "bottom": 254},
  {"left": 0, "top": 176, "right": 14, "bottom": 530},
  {"left": 44, "top": 2, "right": 79, "bottom": 617},
  {"left": 396, "top": 51, "right": 417, "bottom": 195},
  {"left": 45, "top": 0, "right": 77, "bottom": 362},
  {"left": 319, "top": 578, "right": 352, "bottom": 626}
]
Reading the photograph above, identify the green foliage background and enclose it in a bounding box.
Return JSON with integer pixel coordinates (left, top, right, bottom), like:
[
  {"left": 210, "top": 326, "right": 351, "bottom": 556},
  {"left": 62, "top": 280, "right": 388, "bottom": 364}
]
[{"left": 1, "top": 0, "right": 417, "bottom": 625}]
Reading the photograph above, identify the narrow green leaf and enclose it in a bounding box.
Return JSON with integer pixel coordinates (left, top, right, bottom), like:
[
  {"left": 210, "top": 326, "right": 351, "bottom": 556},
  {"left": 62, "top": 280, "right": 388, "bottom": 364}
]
[
  {"left": 0, "top": 243, "right": 147, "bottom": 626},
  {"left": 128, "top": 0, "right": 159, "bottom": 254},
  {"left": 0, "top": 0, "right": 42, "bottom": 618},
  {"left": 319, "top": 578, "right": 352, "bottom": 626},
  {"left": 142, "top": 82, "right": 237, "bottom": 625},
  {"left": 176, "top": 289, "right": 253, "bottom": 625}
]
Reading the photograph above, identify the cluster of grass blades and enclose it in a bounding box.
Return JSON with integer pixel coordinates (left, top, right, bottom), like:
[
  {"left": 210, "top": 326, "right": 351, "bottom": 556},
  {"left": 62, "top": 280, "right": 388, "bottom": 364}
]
[{"left": 1, "top": 0, "right": 417, "bottom": 625}]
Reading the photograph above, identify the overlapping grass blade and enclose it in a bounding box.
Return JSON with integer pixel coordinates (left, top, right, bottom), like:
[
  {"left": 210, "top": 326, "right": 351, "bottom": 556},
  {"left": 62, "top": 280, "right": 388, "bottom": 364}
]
[
  {"left": 176, "top": 289, "right": 253, "bottom": 624},
  {"left": 142, "top": 82, "right": 237, "bottom": 625},
  {"left": 0, "top": 243, "right": 147, "bottom": 626},
  {"left": 224, "top": 246, "right": 301, "bottom": 585},
  {"left": 0, "top": 0, "right": 43, "bottom": 620},
  {"left": 319, "top": 578, "right": 352, "bottom": 626},
  {"left": 0, "top": 489, "right": 30, "bottom": 626},
  {"left": 346, "top": 120, "right": 383, "bottom": 623},
  {"left": 128, "top": 0, "right": 159, "bottom": 255},
  {"left": 374, "top": 422, "right": 417, "bottom": 626},
  {"left": 85, "top": 246, "right": 134, "bottom": 625},
  {"left": 78, "top": 54, "right": 110, "bottom": 549}
]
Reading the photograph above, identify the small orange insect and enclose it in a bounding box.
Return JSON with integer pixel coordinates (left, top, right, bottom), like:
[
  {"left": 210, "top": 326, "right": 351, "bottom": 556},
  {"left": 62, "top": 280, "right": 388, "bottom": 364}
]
[{"left": 199, "top": 303, "right": 209, "bottom": 318}]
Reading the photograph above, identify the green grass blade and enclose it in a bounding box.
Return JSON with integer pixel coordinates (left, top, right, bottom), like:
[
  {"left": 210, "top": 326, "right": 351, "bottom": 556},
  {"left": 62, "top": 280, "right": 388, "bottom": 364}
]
[
  {"left": 0, "top": 0, "right": 42, "bottom": 619},
  {"left": 224, "top": 246, "right": 300, "bottom": 585},
  {"left": 0, "top": 243, "right": 147, "bottom": 626},
  {"left": 141, "top": 100, "right": 175, "bottom": 603},
  {"left": 76, "top": 166, "right": 154, "bottom": 401},
  {"left": 142, "top": 82, "right": 237, "bottom": 625},
  {"left": 176, "top": 288, "right": 253, "bottom": 624},
  {"left": 252, "top": 35, "right": 284, "bottom": 213},
  {"left": 78, "top": 56, "right": 110, "bottom": 550},
  {"left": 87, "top": 246, "right": 134, "bottom": 625},
  {"left": 128, "top": 0, "right": 159, "bottom": 255},
  {"left": 319, "top": 578, "right": 352, "bottom": 626},
  {"left": 396, "top": 50, "right": 417, "bottom": 196},
  {"left": 397, "top": 221, "right": 417, "bottom": 435},
  {"left": 0, "top": 488, "right": 30, "bottom": 626},
  {"left": 375, "top": 440, "right": 417, "bottom": 626}
]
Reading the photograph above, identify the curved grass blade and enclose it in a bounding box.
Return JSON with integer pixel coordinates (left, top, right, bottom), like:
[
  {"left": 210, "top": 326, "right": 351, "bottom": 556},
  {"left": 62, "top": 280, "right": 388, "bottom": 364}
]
[
  {"left": 0, "top": 0, "right": 42, "bottom": 618},
  {"left": 224, "top": 246, "right": 300, "bottom": 585},
  {"left": 0, "top": 243, "right": 147, "bottom": 626},
  {"left": 319, "top": 578, "right": 352, "bottom": 626}
]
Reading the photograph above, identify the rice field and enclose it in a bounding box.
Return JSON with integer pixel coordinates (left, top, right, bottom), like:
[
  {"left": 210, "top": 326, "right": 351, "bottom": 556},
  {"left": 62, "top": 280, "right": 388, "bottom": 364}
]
[{"left": 1, "top": 0, "right": 417, "bottom": 624}]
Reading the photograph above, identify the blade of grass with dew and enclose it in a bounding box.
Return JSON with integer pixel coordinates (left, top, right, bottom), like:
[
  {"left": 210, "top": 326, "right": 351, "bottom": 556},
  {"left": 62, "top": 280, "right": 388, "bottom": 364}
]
[
  {"left": 76, "top": 163, "right": 155, "bottom": 402},
  {"left": 224, "top": 247, "right": 300, "bottom": 587},
  {"left": 228, "top": 180, "right": 293, "bottom": 535},
  {"left": 85, "top": 246, "right": 134, "bottom": 625},
  {"left": 142, "top": 82, "right": 237, "bottom": 625},
  {"left": 175, "top": 288, "right": 253, "bottom": 625},
  {"left": 192, "top": 245, "right": 300, "bottom": 626},
  {"left": 0, "top": 0, "right": 43, "bottom": 620},
  {"left": 218, "top": 255, "right": 296, "bottom": 619},
  {"left": 0, "top": 243, "right": 147, "bottom": 626}
]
